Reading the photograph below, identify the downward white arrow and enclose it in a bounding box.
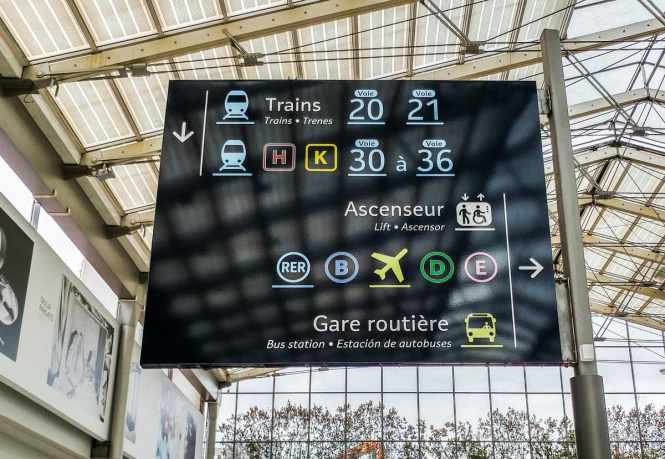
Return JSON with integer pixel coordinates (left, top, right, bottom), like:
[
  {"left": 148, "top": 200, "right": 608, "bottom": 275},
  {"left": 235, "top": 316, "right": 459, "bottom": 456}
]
[
  {"left": 173, "top": 121, "right": 194, "bottom": 143},
  {"left": 518, "top": 258, "right": 544, "bottom": 279}
]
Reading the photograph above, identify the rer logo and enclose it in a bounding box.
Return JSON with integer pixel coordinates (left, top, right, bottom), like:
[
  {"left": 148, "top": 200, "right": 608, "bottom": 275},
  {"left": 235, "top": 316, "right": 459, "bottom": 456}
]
[
  {"left": 305, "top": 144, "right": 338, "bottom": 172},
  {"left": 263, "top": 143, "right": 296, "bottom": 171},
  {"left": 272, "top": 252, "right": 313, "bottom": 289}
]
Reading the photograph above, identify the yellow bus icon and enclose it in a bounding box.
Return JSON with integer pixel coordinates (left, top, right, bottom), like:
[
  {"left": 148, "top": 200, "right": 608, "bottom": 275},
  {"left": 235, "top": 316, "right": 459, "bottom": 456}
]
[{"left": 462, "top": 313, "right": 503, "bottom": 348}]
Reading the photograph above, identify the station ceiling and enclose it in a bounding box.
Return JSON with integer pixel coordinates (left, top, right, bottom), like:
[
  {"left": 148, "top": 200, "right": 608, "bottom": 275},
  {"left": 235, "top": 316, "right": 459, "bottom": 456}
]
[{"left": 0, "top": 0, "right": 664, "bottom": 383}]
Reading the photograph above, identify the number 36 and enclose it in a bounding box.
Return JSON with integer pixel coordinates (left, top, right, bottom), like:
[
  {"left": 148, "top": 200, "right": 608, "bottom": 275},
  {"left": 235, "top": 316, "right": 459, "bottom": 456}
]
[{"left": 417, "top": 148, "right": 453, "bottom": 173}]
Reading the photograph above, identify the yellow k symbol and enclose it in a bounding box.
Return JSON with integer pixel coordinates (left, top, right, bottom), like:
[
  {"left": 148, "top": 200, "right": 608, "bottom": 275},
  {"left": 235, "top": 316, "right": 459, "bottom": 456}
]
[
  {"left": 306, "top": 144, "right": 337, "bottom": 172},
  {"left": 314, "top": 150, "right": 328, "bottom": 165}
]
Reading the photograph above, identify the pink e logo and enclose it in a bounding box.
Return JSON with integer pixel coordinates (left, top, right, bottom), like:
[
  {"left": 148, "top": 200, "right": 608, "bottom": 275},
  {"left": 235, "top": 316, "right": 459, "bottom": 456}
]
[{"left": 464, "top": 252, "right": 498, "bottom": 283}]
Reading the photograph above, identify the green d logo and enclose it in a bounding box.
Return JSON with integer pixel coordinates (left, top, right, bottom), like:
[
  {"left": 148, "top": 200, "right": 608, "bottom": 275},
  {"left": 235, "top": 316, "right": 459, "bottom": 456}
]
[{"left": 419, "top": 251, "right": 454, "bottom": 283}]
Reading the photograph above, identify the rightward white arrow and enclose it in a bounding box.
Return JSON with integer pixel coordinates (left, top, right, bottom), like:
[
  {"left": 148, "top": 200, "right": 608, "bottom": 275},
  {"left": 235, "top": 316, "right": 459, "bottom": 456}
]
[
  {"left": 172, "top": 121, "right": 194, "bottom": 143},
  {"left": 518, "top": 258, "right": 544, "bottom": 279}
]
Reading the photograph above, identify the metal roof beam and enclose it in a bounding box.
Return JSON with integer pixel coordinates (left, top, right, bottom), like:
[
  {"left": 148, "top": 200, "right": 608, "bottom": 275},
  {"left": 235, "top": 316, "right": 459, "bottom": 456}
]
[
  {"left": 620, "top": 145, "right": 665, "bottom": 170},
  {"left": 63, "top": 0, "right": 98, "bottom": 52},
  {"left": 180, "top": 369, "right": 219, "bottom": 401},
  {"left": 459, "top": 0, "right": 473, "bottom": 65},
  {"left": 1, "top": 30, "right": 153, "bottom": 279},
  {"left": 591, "top": 302, "right": 665, "bottom": 331},
  {"left": 351, "top": 15, "right": 361, "bottom": 79},
  {"left": 410, "top": 18, "right": 664, "bottom": 80},
  {"left": 23, "top": 0, "right": 412, "bottom": 80},
  {"left": 420, "top": 0, "right": 470, "bottom": 45},
  {"left": 540, "top": 88, "right": 665, "bottom": 125},
  {"left": 552, "top": 233, "right": 665, "bottom": 264},
  {"left": 0, "top": 97, "right": 140, "bottom": 297},
  {"left": 81, "top": 136, "right": 162, "bottom": 166},
  {"left": 544, "top": 145, "right": 619, "bottom": 175},
  {"left": 405, "top": 1, "right": 417, "bottom": 75},
  {"left": 500, "top": 0, "right": 527, "bottom": 79},
  {"left": 227, "top": 368, "right": 281, "bottom": 383},
  {"left": 144, "top": 0, "right": 164, "bottom": 35},
  {"left": 548, "top": 195, "right": 665, "bottom": 221},
  {"left": 0, "top": 18, "right": 26, "bottom": 77},
  {"left": 580, "top": 196, "right": 665, "bottom": 221},
  {"left": 544, "top": 143, "right": 665, "bottom": 176},
  {"left": 588, "top": 272, "right": 665, "bottom": 301},
  {"left": 119, "top": 208, "right": 156, "bottom": 228}
]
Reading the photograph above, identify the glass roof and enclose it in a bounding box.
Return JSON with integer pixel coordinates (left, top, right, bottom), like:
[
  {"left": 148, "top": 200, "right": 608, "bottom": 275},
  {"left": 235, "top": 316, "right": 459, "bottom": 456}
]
[{"left": 0, "top": 0, "right": 663, "bottom": 339}]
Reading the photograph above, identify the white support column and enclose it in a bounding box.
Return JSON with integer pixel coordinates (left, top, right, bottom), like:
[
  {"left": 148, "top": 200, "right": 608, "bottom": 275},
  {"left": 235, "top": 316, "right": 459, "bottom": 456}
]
[
  {"left": 541, "top": 28, "right": 610, "bottom": 458},
  {"left": 107, "top": 296, "right": 141, "bottom": 459},
  {"left": 205, "top": 400, "right": 219, "bottom": 459}
]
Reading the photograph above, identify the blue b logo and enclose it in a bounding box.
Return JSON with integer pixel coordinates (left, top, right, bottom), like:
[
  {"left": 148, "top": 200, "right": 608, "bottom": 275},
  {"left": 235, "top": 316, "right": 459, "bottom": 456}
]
[
  {"left": 325, "top": 252, "right": 359, "bottom": 284},
  {"left": 335, "top": 260, "right": 349, "bottom": 276}
]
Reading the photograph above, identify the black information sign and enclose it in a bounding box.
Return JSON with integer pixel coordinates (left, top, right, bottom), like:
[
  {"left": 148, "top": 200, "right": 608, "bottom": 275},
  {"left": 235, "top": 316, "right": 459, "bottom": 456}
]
[{"left": 141, "top": 80, "right": 561, "bottom": 367}]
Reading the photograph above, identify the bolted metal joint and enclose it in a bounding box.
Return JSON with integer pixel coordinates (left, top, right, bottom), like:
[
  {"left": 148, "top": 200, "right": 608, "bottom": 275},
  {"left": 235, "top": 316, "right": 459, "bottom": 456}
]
[
  {"left": 464, "top": 41, "right": 483, "bottom": 55},
  {"left": 0, "top": 77, "right": 55, "bottom": 97}
]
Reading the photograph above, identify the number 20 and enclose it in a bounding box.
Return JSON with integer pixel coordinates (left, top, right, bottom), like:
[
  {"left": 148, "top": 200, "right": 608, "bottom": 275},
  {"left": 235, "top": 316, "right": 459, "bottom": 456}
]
[{"left": 349, "top": 98, "right": 384, "bottom": 121}]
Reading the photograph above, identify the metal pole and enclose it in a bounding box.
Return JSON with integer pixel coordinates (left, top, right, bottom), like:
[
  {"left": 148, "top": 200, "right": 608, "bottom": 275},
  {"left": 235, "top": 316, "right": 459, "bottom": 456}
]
[
  {"left": 108, "top": 299, "right": 140, "bottom": 459},
  {"left": 541, "top": 28, "right": 610, "bottom": 458},
  {"left": 205, "top": 400, "right": 219, "bottom": 459}
]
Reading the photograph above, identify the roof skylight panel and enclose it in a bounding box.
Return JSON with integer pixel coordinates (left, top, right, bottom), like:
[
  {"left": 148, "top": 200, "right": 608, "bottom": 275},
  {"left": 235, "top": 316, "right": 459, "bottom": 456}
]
[
  {"left": 565, "top": 72, "right": 603, "bottom": 106},
  {"left": 604, "top": 252, "right": 647, "bottom": 280},
  {"left": 598, "top": 159, "right": 630, "bottom": 192},
  {"left": 567, "top": 0, "right": 654, "bottom": 38},
  {"left": 585, "top": 247, "right": 610, "bottom": 271},
  {"left": 570, "top": 134, "right": 614, "bottom": 151},
  {"left": 588, "top": 207, "right": 633, "bottom": 241},
  {"left": 105, "top": 163, "right": 157, "bottom": 211},
  {"left": 358, "top": 5, "right": 410, "bottom": 79},
  {"left": 641, "top": 104, "right": 665, "bottom": 130},
  {"left": 152, "top": 0, "right": 223, "bottom": 31},
  {"left": 225, "top": 0, "right": 286, "bottom": 17},
  {"left": 175, "top": 47, "right": 238, "bottom": 80},
  {"left": 626, "top": 219, "right": 665, "bottom": 245},
  {"left": 627, "top": 135, "right": 665, "bottom": 152},
  {"left": 589, "top": 285, "right": 621, "bottom": 305},
  {"left": 509, "top": 63, "right": 543, "bottom": 82},
  {"left": 592, "top": 64, "right": 642, "bottom": 98},
  {"left": 0, "top": 0, "right": 88, "bottom": 60},
  {"left": 116, "top": 72, "right": 170, "bottom": 134},
  {"left": 617, "top": 292, "right": 653, "bottom": 312},
  {"left": 74, "top": 0, "right": 155, "bottom": 46},
  {"left": 412, "top": 0, "right": 463, "bottom": 70},
  {"left": 50, "top": 80, "right": 134, "bottom": 147},
  {"left": 241, "top": 32, "right": 297, "bottom": 79},
  {"left": 642, "top": 302, "right": 665, "bottom": 317},
  {"left": 473, "top": 74, "right": 502, "bottom": 80},
  {"left": 469, "top": 0, "right": 517, "bottom": 52},
  {"left": 615, "top": 160, "right": 661, "bottom": 195},
  {"left": 570, "top": 110, "right": 620, "bottom": 129},
  {"left": 516, "top": 0, "right": 568, "bottom": 43},
  {"left": 297, "top": 19, "right": 354, "bottom": 80}
]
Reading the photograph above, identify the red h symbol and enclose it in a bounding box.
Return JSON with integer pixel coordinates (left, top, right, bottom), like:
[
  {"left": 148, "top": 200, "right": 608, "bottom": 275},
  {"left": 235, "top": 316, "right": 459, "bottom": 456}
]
[
  {"left": 272, "top": 148, "right": 288, "bottom": 165},
  {"left": 263, "top": 143, "right": 296, "bottom": 171}
]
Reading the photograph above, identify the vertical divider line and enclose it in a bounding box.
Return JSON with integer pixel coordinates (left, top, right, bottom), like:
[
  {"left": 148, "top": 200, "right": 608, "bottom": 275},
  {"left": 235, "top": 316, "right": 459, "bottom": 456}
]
[
  {"left": 503, "top": 193, "right": 517, "bottom": 348},
  {"left": 199, "top": 89, "right": 209, "bottom": 176}
]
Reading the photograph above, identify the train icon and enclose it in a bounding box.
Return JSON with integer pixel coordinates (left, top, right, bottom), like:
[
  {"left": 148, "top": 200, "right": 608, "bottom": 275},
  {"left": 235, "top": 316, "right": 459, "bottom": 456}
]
[
  {"left": 219, "top": 139, "right": 247, "bottom": 172},
  {"left": 223, "top": 90, "right": 249, "bottom": 120}
]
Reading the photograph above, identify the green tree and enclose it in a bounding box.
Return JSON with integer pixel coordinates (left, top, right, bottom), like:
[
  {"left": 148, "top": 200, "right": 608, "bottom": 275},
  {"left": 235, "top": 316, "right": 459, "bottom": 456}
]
[{"left": 215, "top": 402, "right": 665, "bottom": 458}]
